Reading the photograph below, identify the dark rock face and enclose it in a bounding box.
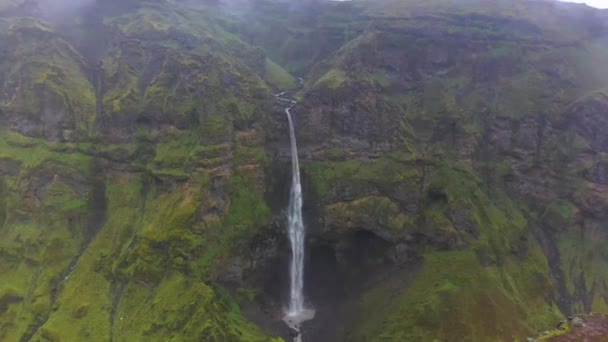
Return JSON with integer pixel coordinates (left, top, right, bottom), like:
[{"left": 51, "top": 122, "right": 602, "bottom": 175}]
[
  {"left": 585, "top": 162, "right": 608, "bottom": 185},
  {"left": 539, "top": 314, "right": 608, "bottom": 341},
  {"left": 9, "top": 115, "right": 41, "bottom": 138},
  {"left": 569, "top": 94, "right": 608, "bottom": 152},
  {"left": 1, "top": 0, "right": 608, "bottom": 341},
  {"left": 39, "top": 87, "right": 76, "bottom": 142},
  {"left": 0, "top": 158, "right": 20, "bottom": 177}
]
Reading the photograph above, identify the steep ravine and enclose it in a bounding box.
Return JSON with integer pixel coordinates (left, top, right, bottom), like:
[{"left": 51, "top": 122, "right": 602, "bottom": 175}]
[{"left": 1, "top": 0, "right": 608, "bottom": 341}]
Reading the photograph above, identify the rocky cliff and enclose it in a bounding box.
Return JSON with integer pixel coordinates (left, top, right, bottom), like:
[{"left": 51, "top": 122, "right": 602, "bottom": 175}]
[{"left": 1, "top": 0, "right": 608, "bottom": 341}]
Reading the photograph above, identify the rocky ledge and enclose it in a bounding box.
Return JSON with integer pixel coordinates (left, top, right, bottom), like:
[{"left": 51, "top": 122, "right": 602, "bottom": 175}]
[{"left": 534, "top": 314, "right": 608, "bottom": 341}]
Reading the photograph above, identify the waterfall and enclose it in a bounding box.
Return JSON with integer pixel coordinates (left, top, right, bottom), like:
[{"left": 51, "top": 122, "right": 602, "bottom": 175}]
[
  {"left": 276, "top": 91, "right": 315, "bottom": 342},
  {"left": 286, "top": 105, "right": 305, "bottom": 316}
]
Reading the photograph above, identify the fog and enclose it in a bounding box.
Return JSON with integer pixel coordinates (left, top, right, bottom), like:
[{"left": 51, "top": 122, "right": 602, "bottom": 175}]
[
  {"left": 559, "top": 0, "right": 608, "bottom": 8},
  {"left": 37, "top": 0, "right": 96, "bottom": 17}
]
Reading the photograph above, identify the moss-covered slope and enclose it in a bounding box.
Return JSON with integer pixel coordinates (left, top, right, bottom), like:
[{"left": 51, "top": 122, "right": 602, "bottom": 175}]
[
  {"left": 0, "top": 1, "right": 290, "bottom": 341},
  {"left": 283, "top": 0, "right": 608, "bottom": 340},
  {"left": 2, "top": 0, "right": 608, "bottom": 341}
]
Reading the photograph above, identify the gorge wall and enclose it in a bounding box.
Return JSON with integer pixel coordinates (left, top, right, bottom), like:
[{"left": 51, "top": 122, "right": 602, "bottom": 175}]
[{"left": 1, "top": 0, "right": 608, "bottom": 341}]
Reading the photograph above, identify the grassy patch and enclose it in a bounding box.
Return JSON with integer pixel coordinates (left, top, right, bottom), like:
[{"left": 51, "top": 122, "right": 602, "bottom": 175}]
[{"left": 264, "top": 58, "right": 296, "bottom": 90}]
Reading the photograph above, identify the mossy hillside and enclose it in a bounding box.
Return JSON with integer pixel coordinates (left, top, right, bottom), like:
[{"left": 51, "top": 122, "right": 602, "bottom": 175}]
[
  {"left": 293, "top": 5, "right": 608, "bottom": 337},
  {"left": 301, "top": 148, "right": 566, "bottom": 340},
  {"left": 100, "top": 2, "right": 275, "bottom": 133},
  {"left": 300, "top": 8, "right": 608, "bottom": 156},
  {"left": 0, "top": 147, "right": 97, "bottom": 340},
  {"left": 264, "top": 58, "right": 296, "bottom": 90},
  {"left": 346, "top": 248, "right": 562, "bottom": 342},
  {"left": 230, "top": 0, "right": 361, "bottom": 75},
  {"left": 339, "top": 170, "right": 564, "bottom": 341},
  {"left": 0, "top": 17, "right": 96, "bottom": 138},
  {"left": 29, "top": 177, "right": 143, "bottom": 341},
  {"left": 302, "top": 152, "right": 419, "bottom": 201},
  {"left": 308, "top": 32, "right": 602, "bottom": 121},
  {"left": 0, "top": 0, "right": 607, "bottom": 341},
  {"left": 29, "top": 172, "right": 279, "bottom": 341},
  {"left": 325, "top": 196, "right": 415, "bottom": 238},
  {"left": 0, "top": 128, "right": 145, "bottom": 179},
  {"left": 113, "top": 129, "right": 271, "bottom": 283},
  {"left": 1, "top": 126, "right": 278, "bottom": 341},
  {"left": 149, "top": 128, "right": 203, "bottom": 173},
  {"left": 362, "top": 0, "right": 607, "bottom": 43},
  {"left": 0, "top": 95, "right": 276, "bottom": 341},
  {"left": 0, "top": 4, "right": 284, "bottom": 341},
  {"left": 113, "top": 273, "right": 280, "bottom": 342},
  {"left": 557, "top": 226, "right": 608, "bottom": 313},
  {"left": 108, "top": 164, "right": 273, "bottom": 339}
]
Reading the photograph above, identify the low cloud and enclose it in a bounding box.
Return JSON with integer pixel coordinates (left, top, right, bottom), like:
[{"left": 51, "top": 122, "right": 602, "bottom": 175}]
[
  {"left": 559, "top": 0, "right": 608, "bottom": 9},
  {"left": 37, "top": 0, "right": 97, "bottom": 17}
]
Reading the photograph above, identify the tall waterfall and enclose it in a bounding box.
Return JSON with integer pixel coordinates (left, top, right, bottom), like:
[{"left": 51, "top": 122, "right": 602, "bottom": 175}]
[
  {"left": 285, "top": 105, "right": 305, "bottom": 316},
  {"left": 277, "top": 91, "right": 315, "bottom": 342}
]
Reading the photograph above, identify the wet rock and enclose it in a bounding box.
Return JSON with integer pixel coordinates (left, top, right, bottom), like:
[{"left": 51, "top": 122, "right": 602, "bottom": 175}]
[
  {"left": 388, "top": 243, "right": 411, "bottom": 265},
  {"left": 541, "top": 314, "right": 608, "bottom": 341},
  {"left": 247, "top": 230, "right": 280, "bottom": 270},
  {"left": 571, "top": 316, "right": 585, "bottom": 327},
  {"left": 0, "top": 158, "right": 20, "bottom": 177},
  {"left": 450, "top": 207, "right": 479, "bottom": 238},
  {"left": 220, "top": 259, "right": 244, "bottom": 283}
]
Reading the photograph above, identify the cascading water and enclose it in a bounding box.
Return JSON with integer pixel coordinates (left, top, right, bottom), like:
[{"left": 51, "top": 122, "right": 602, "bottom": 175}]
[
  {"left": 286, "top": 105, "right": 305, "bottom": 316},
  {"left": 276, "top": 91, "right": 315, "bottom": 341}
]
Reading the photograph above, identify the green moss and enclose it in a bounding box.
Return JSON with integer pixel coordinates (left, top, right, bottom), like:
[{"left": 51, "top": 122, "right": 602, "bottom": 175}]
[
  {"left": 113, "top": 273, "right": 281, "bottom": 342},
  {"left": 557, "top": 227, "right": 608, "bottom": 311},
  {"left": 2, "top": 19, "right": 96, "bottom": 134},
  {"left": 347, "top": 247, "right": 562, "bottom": 341},
  {"left": 152, "top": 130, "right": 199, "bottom": 169},
  {"left": 326, "top": 196, "right": 415, "bottom": 235},
  {"left": 193, "top": 175, "right": 270, "bottom": 278},
  {"left": 264, "top": 58, "right": 296, "bottom": 90},
  {"left": 200, "top": 115, "right": 232, "bottom": 145},
  {"left": 540, "top": 201, "right": 576, "bottom": 231},
  {"left": 302, "top": 154, "right": 418, "bottom": 200},
  {"left": 225, "top": 175, "right": 270, "bottom": 233},
  {"left": 330, "top": 156, "right": 565, "bottom": 341},
  {"left": 234, "top": 145, "right": 267, "bottom": 166},
  {"left": 23, "top": 168, "right": 279, "bottom": 341},
  {"left": 314, "top": 69, "right": 348, "bottom": 90},
  {"left": 0, "top": 130, "right": 92, "bottom": 170},
  {"left": 43, "top": 181, "right": 87, "bottom": 213},
  {"left": 368, "top": 71, "right": 392, "bottom": 89}
]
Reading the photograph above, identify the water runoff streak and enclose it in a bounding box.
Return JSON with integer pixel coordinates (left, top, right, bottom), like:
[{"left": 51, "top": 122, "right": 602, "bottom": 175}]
[{"left": 276, "top": 91, "right": 315, "bottom": 341}]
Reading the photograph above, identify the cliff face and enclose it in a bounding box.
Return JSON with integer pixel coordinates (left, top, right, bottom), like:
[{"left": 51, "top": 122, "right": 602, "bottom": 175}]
[
  {"left": 285, "top": 1, "right": 608, "bottom": 340},
  {"left": 0, "top": 1, "right": 283, "bottom": 340},
  {"left": 1, "top": 0, "right": 608, "bottom": 341}
]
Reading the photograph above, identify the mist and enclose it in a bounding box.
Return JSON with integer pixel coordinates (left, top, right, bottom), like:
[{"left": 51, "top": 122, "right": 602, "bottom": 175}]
[
  {"left": 36, "top": 0, "right": 97, "bottom": 18},
  {"left": 559, "top": 0, "right": 608, "bottom": 8}
]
